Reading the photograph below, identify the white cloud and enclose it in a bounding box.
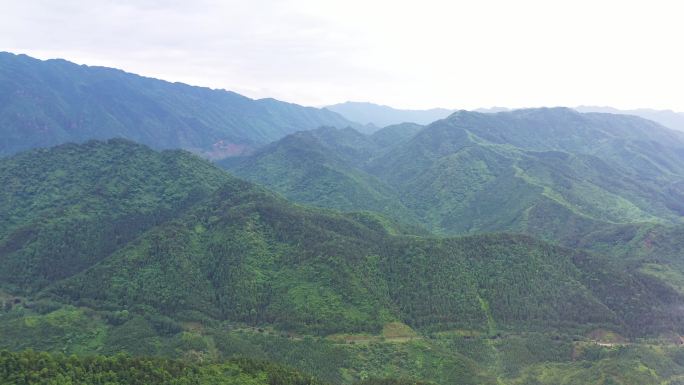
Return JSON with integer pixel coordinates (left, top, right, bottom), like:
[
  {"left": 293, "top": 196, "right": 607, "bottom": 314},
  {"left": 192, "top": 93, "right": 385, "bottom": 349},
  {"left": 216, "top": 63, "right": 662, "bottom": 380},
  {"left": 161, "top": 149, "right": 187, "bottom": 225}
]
[{"left": 1, "top": 0, "right": 682, "bottom": 110}]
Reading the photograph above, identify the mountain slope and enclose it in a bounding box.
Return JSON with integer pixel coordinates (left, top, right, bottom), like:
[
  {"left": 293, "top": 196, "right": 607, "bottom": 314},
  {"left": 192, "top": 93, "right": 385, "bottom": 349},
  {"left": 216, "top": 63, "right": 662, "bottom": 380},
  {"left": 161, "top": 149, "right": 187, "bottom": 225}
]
[
  {"left": 369, "top": 122, "right": 423, "bottom": 148},
  {"left": 0, "top": 138, "right": 232, "bottom": 290},
  {"left": 221, "top": 128, "right": 417, "bottom": 223},
  {"left": 0, "top": 52, "right": 355, "bottom": 158}
]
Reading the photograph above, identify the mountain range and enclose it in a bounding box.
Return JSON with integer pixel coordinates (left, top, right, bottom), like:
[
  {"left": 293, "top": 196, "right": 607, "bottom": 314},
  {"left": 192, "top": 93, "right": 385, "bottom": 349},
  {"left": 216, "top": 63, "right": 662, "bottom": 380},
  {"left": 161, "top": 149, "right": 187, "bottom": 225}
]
[
  {"left": 3, "top": 52, "right": 684, "bottom": 385},
  {"left": 326, "top": 101, "right": 684, "bottom": 133},
  {"left": 3, "top": 139, "right": 684, "bottom": 385},
  {"left": 226, "top": 108, "right": 684, "bottom": 243}
]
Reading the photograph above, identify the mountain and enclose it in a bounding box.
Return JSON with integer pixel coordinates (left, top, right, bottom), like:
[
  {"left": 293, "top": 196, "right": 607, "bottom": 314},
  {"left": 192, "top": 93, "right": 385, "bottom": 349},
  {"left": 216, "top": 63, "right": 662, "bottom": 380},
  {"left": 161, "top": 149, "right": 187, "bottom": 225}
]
[
  {"left": 0, "top": 52, "right": 356, "bottom": 159},
  {"left": 576, "top": 106, "right": 684, "bottom": 132},
  {"left": 220, "top": 123, "right": 424, "bottom": 222},
  {"left": 0, "top": 138, "right": 232, "bottom": 290},
  {"left": 325, "top": 102, "right": 455, "bottom": 128},
  {"left": 369, "top": 108, "right": 684, "bottom": 239},
  {"left": 221, "top": 127, "right": 418, "bottom": 224},
  {"left": 4, "top": 140, "right": 684, "bottom": 384},
  {"left": 233, "top": 108, "right": 684, "bottom": 244}
]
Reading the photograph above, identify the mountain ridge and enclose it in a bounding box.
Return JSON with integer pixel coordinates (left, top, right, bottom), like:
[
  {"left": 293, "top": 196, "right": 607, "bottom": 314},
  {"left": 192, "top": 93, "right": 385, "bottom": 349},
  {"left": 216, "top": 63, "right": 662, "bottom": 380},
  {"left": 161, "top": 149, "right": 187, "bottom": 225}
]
[
  {"left": 226, "top": 108, "right": 684, "bottom": 243},
  {"left": 0, "top": 52, "right": 357, "bottom": 158}
]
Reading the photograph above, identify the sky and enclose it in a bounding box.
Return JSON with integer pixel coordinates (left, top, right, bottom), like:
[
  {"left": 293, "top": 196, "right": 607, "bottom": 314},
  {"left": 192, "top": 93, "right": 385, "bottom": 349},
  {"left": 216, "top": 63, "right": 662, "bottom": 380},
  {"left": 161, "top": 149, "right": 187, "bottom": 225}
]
[{"left": 1, "top": 0, "right": 683, "bottom": 111}]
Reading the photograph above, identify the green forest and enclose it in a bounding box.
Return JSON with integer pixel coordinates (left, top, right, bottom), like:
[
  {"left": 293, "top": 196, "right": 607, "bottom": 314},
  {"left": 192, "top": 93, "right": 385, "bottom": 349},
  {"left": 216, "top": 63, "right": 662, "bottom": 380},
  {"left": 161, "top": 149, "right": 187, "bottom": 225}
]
[{"left": 2, "top": 136, "right": 684, "bottom": 384}]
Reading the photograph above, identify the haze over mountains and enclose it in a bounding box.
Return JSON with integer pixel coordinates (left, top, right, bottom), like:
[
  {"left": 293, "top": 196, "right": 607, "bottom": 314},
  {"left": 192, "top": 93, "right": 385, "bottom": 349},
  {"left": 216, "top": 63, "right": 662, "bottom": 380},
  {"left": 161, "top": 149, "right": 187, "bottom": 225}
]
[
  {"left": 325, "top": 101, "right": 455, "bottom": 128},
  {"left": 3, "top": 52, "right": 684, "bottom": 385},
  {"left": 326, "top": 101, "right": 684, "bottom": 133},
  {"left": 576, "top": 106, "right": 684, "bottom": 132},
  {"left": 3, "top": 51, "right": 682, "bottom": 162}
]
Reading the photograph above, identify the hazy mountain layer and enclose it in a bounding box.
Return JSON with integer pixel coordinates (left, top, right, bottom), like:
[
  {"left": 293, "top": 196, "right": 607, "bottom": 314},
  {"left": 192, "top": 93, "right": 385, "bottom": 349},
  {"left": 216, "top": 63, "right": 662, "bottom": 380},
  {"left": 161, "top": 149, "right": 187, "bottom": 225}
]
[
  {"left": 0, "top": 52, "right": 355, "bottom": 158},
  {"left": 325, "top": 101, "right": 455, "bottom": 128},
  {"left": 576, "top": 105, "right": 684, "bottom": 132}
]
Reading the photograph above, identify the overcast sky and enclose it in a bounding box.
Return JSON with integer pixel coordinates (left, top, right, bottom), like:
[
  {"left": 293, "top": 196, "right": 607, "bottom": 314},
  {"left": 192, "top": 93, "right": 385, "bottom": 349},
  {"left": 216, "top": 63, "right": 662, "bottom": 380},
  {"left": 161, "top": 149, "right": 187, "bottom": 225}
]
[{"left": 1, "top": 0, "right": 682, "bottom": 111}]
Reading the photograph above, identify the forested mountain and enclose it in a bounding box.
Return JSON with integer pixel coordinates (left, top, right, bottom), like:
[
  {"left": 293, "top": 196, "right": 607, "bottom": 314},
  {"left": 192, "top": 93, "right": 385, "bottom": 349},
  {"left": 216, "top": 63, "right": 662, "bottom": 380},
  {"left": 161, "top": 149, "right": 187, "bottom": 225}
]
[
  {"left": 221, "top": 127, "right": 417, "bottom": 222},
  {"left": 221, "top": 123, "right": 423, "bottom": 221},
  {"left": 325, "top": 102, "right": 455, "bottom": 128},
  {"left": 6, "top": 140, "right": 675, "bottom": 335},
  {"left": 0, "top": 52, "right": 355, "bottom": 158},
  {"left": 0, "top": 139, "right": 232, "bottom": 290},
  {"left": 4, "top": 140, "right": 684, "bottom": 384},
  {"left": 370, "top": 108, "right": 684, "bottom": 238},
  {"left": 227, "top": 108, "right": 684, "bottom": 246}
]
